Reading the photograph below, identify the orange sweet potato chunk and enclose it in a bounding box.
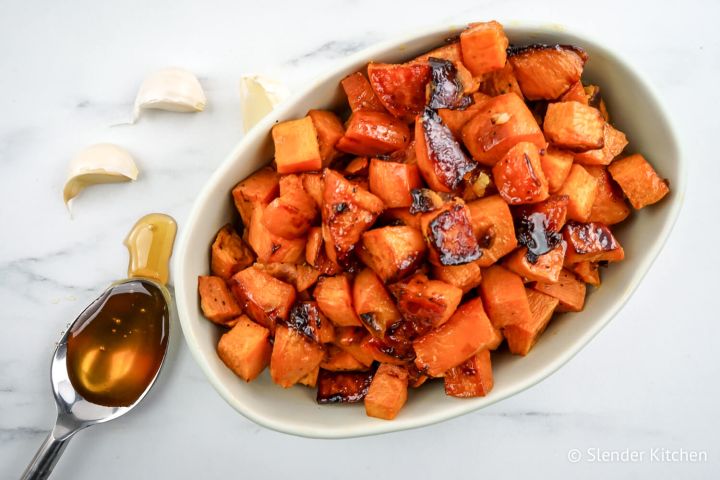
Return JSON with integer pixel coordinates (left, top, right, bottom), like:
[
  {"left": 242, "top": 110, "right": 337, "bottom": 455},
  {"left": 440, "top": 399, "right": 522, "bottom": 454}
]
[
  {"left": 287, "top": 300, "right": 335, "bottom": 344},
  {"left": 608, "top": 153, "right": 669, "bottom": 209},
  {"left": 358, "top": 226, "right": 426, "bottom": 282},
  {"left": 540, "top": 148, "right": 574, "bottom": 193},
  {"left": 544, "top": 101, "right": 605, "bottom": 151},
  {"left": 211, "top": 225, "right": 255, "bottom": 280},
  {"left": 478, "top": 265, "right": 532, "bottom": 329},
  {"left": 413, "top": 297, "right": 496, "bottom": 376},
  {"left": 438, "top": 93, "right": 490, "bottom": 138},
  {"left": 556, "top": 164, "right": 599, "bottom": 222},
  {"left": 367, "top": 62, "right": 431, "bottom": 122},
  {"left": 198, "top": 275, "right": 242, "bottom": 326},
  {"left": 341, "top": 72, "right": 387, "bottom": 113},
  {"left": 504, "top": 242, "right": 567, "bottom": 284},
  {"left": 231, "top": 166, "right": 279, "bottom": 226},
  {"left": 230, "top": 266, "right": 296, "bottom": 332},
  {"left": 353, "top": 268, "right": 401, "bottom": 337},
  {"left": 466, "top": 195, "right": 518, "bottom": 266},
  {"left": 432, "top": 260, "right": 483, "bottom": 294},
  {"left": 492, "top": 141, "right": 550, "bottom": 205},
  {"left": 533, "top": 269, "right": 586, "bottom": 312},
  {"left": 262, "top": 174, "right": 318, "bottom": 239},
  {"left": 270, "top": 325, "right": 325, "bottom": 388},
  {"left": 574, "top": 124, "right": 628, "bottom": 166},
  {"left": 586, "top": 166, "right": 631, "bottom": 225},
  {"left": 272, "top": 116, "right": 322, "bottom": 174},
  {"left": 563, "top": 221, "right": 625, "bottom": 264},
  {"left": 365, "top": 364, "right": 409, "bottom": 420},
  {"left": 308, "top": 109, "right": 345, "bottom": 167},
  {"left": 336, "top": 111, "right": 411, "bottom": 157},
  {"left": 321, "top": 345, "right": 369, "bottom": 372},
  {"left": 508, "top": 45, "right": 587, "bottom": 100},
  {"left": 314, "top": 275, "right": 362, "bottom": 327},
  {"left": 247, "top": 204, "right": 306, "bottom": 264},
  {"left": 301, "top": 172, "right": 324, "bottom": 208},
  {"left": 412, "top": 41, "right": 480, "bottom": 95},
  {"left": 571, "top": 261, "right": 601, "bottom": 286},
  {"left": 333, "top": 327, "right": 375, "bottom": 367},
  {"left": 419, "top": 201, "right": 482, "bottom": 267},
  {"left": 217, "top": 315, "right": 271, "bottom": 381},
  {"left": 316, "top": 370, "right": 373, "bottom": 403},
  {"left": 459, "top": 21, "right": 509, "bottom": 76},
  {"left": 560, "top": 81, "right": 588, "bottom": 104},
  {"left": 479, "top": 61, "right": 524, "bottom": 98},
  {"left": 444, "top": 349, "right": 494, "bottom": 397},
  {"left": 368, "top": 159, "right": 422, "bottom": 208},
  {"left": 390, "top": 273, "right": 463, "bottom": 334},
  {"left": 504, "top": 289, "right": 559, "bottom": 355}
]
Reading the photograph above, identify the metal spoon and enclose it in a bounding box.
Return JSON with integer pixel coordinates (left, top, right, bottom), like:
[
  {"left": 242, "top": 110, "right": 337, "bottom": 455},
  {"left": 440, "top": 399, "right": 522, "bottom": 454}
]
[{"left": 21, "top": 278, "right": 172, "bottom": 480}]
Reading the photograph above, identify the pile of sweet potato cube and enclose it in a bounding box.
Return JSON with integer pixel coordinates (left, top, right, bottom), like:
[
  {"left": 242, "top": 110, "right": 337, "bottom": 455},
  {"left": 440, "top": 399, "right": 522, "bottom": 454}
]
[{"left": 198, "top": 20, "right": 669, "bottom": 420}]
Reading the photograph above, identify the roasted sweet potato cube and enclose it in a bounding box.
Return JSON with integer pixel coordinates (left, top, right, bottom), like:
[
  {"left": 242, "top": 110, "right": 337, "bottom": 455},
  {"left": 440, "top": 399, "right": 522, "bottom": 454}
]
[
  {"left": 353, "top": 268, "right": 401, "bottom": 337},
  {"left": 341, "top": 71, "right": 387, "bottom": 113},
  {"left": 438, "top": 93, "right": 490, "bottom": 138},
  {"left": 314, "top": 275, "right": 362, "bottom": 327},
  {"left": 211, "top": 225, "right": 255, "bottom": 280},
  {"left": 262, "top": 175, "right": 318, "bottom": 239},
  {"left": 231, "top": 166, "right": 280, "bottom": 226},
  {"left": 300, "top": 172, "right": 324, "bottom": 208},
  {"left": 533, "top": 269, "right": 586, "bottom": 312},
  {"left": 365, "top": 364, "right": 409, "bottom": 420},
  {"left": 479, "top": 265, "right": 532, "bottom": 329},
  {"left": 556, "top": 164, "right": 599, "bottom": 222},
  {"left": 230, "top": 266, "right": 296, "bottom": 331},
  {"left": 344, "top": 156, "right": 369, "bottom": 176},
  {"left": 412, "top": 41, "right": 480, "bottom": 94},
  {"left": 574, "top": 124, "right": 628, "bottom": 166},
  {"left": 560, "top": 81, "right": 588, "bottom": 104},
  {"left": 333, "top": 327, "right": 375, "bottom": 367},
  {"left": 358, "top": 226, "right": 426, "bottom": 282},
  {"left": 316, "top": 370, "right": 373, "bottom": 403},
  {"left": 466, "top": 195, "right": 518, "bottom": 266},
  {"left": 505, "top": 289, "right": 560, "bottom": 355},
  {"left": 217, "top": 316, "right": 271, "bottom": 382},
  {"left": 368, "top": 159, "right": 423, "bottom": 208},
  {"left": 608, "top": 153, "right": 669, "bottom": 209},
  {"left": 424, "top": 57, "right": 473, "bottom": 110},
  {"left": 247, "top": 204, "right": 306, "bottom": 264},
  {"left": 563, "top": 221, "right": 625, "bottom": 264},
  {"left": 504, "top": 243, "right": 567, "bottom": 283},
  {"left": 382, "top": 208, "right": 422, "bottom": 230},
  {"left": 492, "top": 141, "right": 550, "bottom": 205},
  {"left": 272, "top": 116, "right": 322, "bottom": 174},
  {"left": 571, "top": 261, "right": 601, "bottom": 286},
  {"left": 336, "top": 110, "right": 410, "bottom": 157},
  {"left": 444, "top": 349, "right": 494, "bottom": 397},
  {"left": 479, "top": 61, "right": 523, "bottom": 98},
  {"left": 308, "top": 109, "right": 345, "bottom": 167},
  {"left": 461, "top": 93, "right": 546, "bottom": 166},
  {"left": 544, "top": 101, "right": 605, "bottom": 151},
  {"left": 390, "top": 273, "right": 463, "bottom": 332},
  {"left": 415, "top": 108, "right": 476, "bottom": 192},
  {"left": 198, "top": 275, "right": 242, "bottom": 326},
  {"left": 252, "top": 262, "right": 320, "bottom": 293},
  {"left": 321, "top": 345, "right": 369, "bottom": 372},
  {"left": 459, "top": 21, "right": 508, "bottom": 76},
  {"left": 540, "top": 148, "right": 574, "bottom": 193},
  {"left": 586, "top": 166, "right": 631, "bottom": 225},
  {"left": 367, "top": 62, "right": 431, "bottom": 122},
  {"left": 287, "top": 301, "right": 335, "bottom": 344},
  {"left": 514, "top": 194, "right": 569, "bottom": 232},
  {"left": 305, "top": 226, "right": 323, "bottom": 267},
  {"left": 420, "top": 201, "right": 482, "bottom": 266},
  {"left": 432, "top": 260, "right": 483, "bottom": 294},
  {"left": 363, "top": 330, "right": 415, "bottom": 366},
  {"left": 298, "top": 366, "right": 320, "bottom": 388},
  {"left": 508, "top": 45, "right": 587, "bottom": 100},
  {"left": 413, "top": 297, "right": 496, "bottom": 376},
  {"left": 270, "top": 325, "right": 325, "bottom": 388}
]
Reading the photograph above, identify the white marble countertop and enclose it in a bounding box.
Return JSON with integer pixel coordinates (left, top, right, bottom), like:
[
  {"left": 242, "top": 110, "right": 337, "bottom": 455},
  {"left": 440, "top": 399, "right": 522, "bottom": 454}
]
[{"left": 1, "top": 0, "right": 718, "bottom": 478}]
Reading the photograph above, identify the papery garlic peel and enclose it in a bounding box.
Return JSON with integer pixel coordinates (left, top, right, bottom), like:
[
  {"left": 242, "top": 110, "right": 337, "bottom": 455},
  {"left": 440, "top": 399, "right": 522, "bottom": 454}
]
[
  {"left": 239, "top": 75, "right": 289, "bottom": 132},
  {"left": 134, "top": 68, "right": 206, "bottom": 120}
]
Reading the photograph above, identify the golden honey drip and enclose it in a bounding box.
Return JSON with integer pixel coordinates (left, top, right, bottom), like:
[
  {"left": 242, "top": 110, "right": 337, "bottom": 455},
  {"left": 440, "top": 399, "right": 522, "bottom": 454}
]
[{"left": 124, "top": 213, "right": 177, "bottom": 286}]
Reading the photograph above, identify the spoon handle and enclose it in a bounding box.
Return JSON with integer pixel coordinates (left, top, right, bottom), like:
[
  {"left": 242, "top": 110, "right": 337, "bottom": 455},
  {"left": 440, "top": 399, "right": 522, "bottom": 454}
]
[{"left": 20, "top": 432, "right": 70, "bottom": 480}]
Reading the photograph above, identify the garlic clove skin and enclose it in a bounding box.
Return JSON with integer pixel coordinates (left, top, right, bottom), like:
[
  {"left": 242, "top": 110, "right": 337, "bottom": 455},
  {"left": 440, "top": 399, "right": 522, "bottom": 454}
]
[
  {"left": 239, "top": 75, "right": 289, "bottom": 132},
  {"left": 133, "top": 68, "right": 206, "bottom": 120},
  {"left": 63, "top": 143, "right": 139, "bottom": 207}
]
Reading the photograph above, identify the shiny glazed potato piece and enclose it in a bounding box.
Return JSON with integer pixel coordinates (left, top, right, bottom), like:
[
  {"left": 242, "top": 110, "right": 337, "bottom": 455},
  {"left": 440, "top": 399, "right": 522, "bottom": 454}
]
[
  {"left": 287, "top": 301, "right": 335, "bottom": 344},
  {"left": 459, "top": 21, "right": 509, "bottom": 76},
  {"left": 420, "top": 201, "right": 482, "bottom": 266},
  {"left": 271, "top": 116, "right": 323, "bottom": 174},
  {"left": 231, "top": 166, "right": 279, "bottom": 226},
  {"left": 586, "top": 166, "right": 631, "bottom": 225},
  {"left": 316, "top": 370, "right": 373, "bottom": 403},
  {"left": 540, "top": 148, "right": 574, "bottom": 193},
  {"left": 574, "top": 124, "right": 628, "bottom": 166},
  {"left": 503, "top": 243, "right": 567, "bottom": 284},
  {"left": 198, "top": 275, "right": 242, "bottom": 326},
  {"left": 571, "top": 261, "right": 601, "bottom": 286},
  {"left": 314, "top": 275, "right": 362, "bottom": 327},
  {"left": 353, "top": 268, "right": 401, "bottom": 338},
  {"left": 559, "top": 81, "right": 588, "bottom": 104},
  {"left": 478, "top": 265, "right": 533, "bottom": 329},
  {"left": 466, "top": 195, "right": 518, "bottom": 266},
  {"left": 438, "top": 92, "right": 490, "bottom": 138},
  {"left": 390, "top": 273, "right": 463, "bottom": 332},
  {"left": 300, "top": 172, "right": 324, "bottom": 208},
  {"left": 504, "top": 289, "right": 560, "bottom": 355},
  {"left": 333, "top": 327, "right": 375, "bottom": 367},
  {"left": 432, "top": 260, "right": 483, "bottom": 294},
  {"left": 336, "top": 111, "right": 411, "bottom": 157},
  {"left": 608, "top": 153, "right": 669, "bottom": 209},
  {"left": 262, "top": 175, "right": 318, "bottom": 239},
  {"left": 543, "top": 101, "right": 605, "bottom": 151},
  {"left": 555, "top": 164, "right": 599, "bottom": 222},
  {"left": 247, "top": 204, "right": 306, "bottom": 264},
  {"left": 230, "top": 266, "right": 296, "bottom": 332},
  {"left": 341, "top": 72, "right": 387, "bottom": 113},
  {"left": 308, "top": 109, "right": 345, "bottom": 167},
  {"left": 367, "top": 62, "right": 431, "bottom": 122},
  {"left": 444, "top": 349, "right": 494, "bottom": 397},
  {"left": 533, "top": 269, "right": 586, "bottom": 312},
  {"left": 412, "top": 41, "right": 479, "bottom": 94},
  {"left": 508, "top": 45, "right": 587, "bottom": 100},
  {"left": 321, "top": 345, "right": 369, "bottom": 372},
  {"left": 217, "top": 315, "right": 271, "bottom": 382},
  {"left": 210, "top": 225, "right": 255, "bottom": 280},
  {"left": 563, "top": 221, "right": 624, "bottom": 264},
  {"left": 364, "top": 364, "right": 409, "bottom": 420},
  {"left": 492, "top": 141, "right": 550, "bottom": 205},
  {"left": 270, "top": 325, "right": 325, "bottom": 388},
  {"left": 425, "top": 58, "right": 473, "bottom": 110},
  {"left": 413, "top": 297, "right": 496, "bottom": 376},
  {"left": 368, "top": 159, "right": 422, "bottom": 208},
  {"left": 358, "top": 226, "right": 426, "bottom": 282}
]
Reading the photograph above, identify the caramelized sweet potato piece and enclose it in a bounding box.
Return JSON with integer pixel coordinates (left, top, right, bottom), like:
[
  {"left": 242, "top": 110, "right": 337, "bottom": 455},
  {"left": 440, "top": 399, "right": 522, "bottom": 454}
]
[
  {"left": 508, "top": 44, "right": 587, "bottom": 100},
  {"left": 316, "top": 370, "right": 373, "bottom": 403},
  {"left": 390, "top": 273, "right": 463, "bottom": 332},
  {"left": 504, "top": 243, "right": 566, "bottom": 283},
  {"left": 556, "top": 164, "right": 599, "bottom": 222},
  {"left": 574, "top": 124, "right": 628, "bottom": 166},
  {"left": 415, "top": 107, "right": 476, "bottom": 192},
  {"left": 363, "top": 322, "right": 416, "bottom": 366},
  {"left": 272, "top": 116, "right": 322, "bottom": 174},
  {"left": 586, "top": 166, "right": 631, "bottom": 225},
  {"left": 479, "top": 61, "right": 523, "bottom": 98},
  {"left": 513, "top": 195, "right": 568, "bottom": 263},
  {"left": 382, "top": 207, "right": 422, "bottom": 230},
  {"left": 300, "top": 172, "right": 324, "bottom": 208},
  {"left": 314, "top": 275, "right": 362, "bottom": 327},
  {"left": 305, "top": 226, "right": 323, "bottom": 267},
  {"left": 333, "top": 327, "right": 374, "bottom": 367},
  {"left": 420, "top": 201, "right": 482, "bottom": 266},
  {"left": 247, "top": 204, "right": 306, "bottom": 264},
  {"left": 367, "top": 62, "right": 431, "bottom": 122},
  {"left": 341, "top": 72, "right": 387, "bottom": 113},
  {"left": 459, "top": 21, "right": 509, "bottom": 76},
  {"left": 438, "top": 92, "right": 490, "bottom": 138},
  {"left": 413, "top": 297, "right": 496, "bottom": 376},
  {"left": 270, "top": 325, "right": 325, "bottom": 388},
  {"left": 540, "top": 148, "right": 574, "bottom": 193},
  {"left": 432, "top": 260, "right": 482, "bottom": 294},
  {"left": 231, "top": 166, "right": 279, "bottom": 226},
  {"left": 336, "top": 110, "right": 411, "bottom": 156},
  {"left": 298, "top": 366, "right": 320, "bottom": 388},
  {"left": 492, "top": 141, "right": 550, "bottom": 205},
  {"left": 198, "top": 275, "right": 242, "bottom": 326},
  {"left": 308, "top": 109, "right": 345, "bottom": 167},
  {"left": 211, "top": 225, "right": 255, "bottom": 280},
  {"left": 544, "top": 101, "right": 605, "bottom": 151},
  {"left": 427, "top": 57, "right": 472, "bottom": 110},
  {"left": 262, "top": 174, "right": 318, "bottom": 239},
  {"left": 353, "top": 268, "right": 401, "bottom": 337},
  {"left": 345, "top": 156, "right": 369, "bottom": 176},
  {"left": 533, "top": 269, "right": 586, "bottom": 312},
  {"left": 504, "top": 289, "right": 559, "bottom": 355},
  {"left": 409, "top": 188, "right": 453, "bottom": 214},
  {"left": 444, "top": 349, "right": 494, "bottom": 397},
  {"left": 252, "top": 262, "right": 319, "bottom": 292},
  {"left": 287, "top": 301, "right": 335, "bottom": 344},
  {"left": 217, "top": 316, "right": 271, "bottom": 382},
  {"left": 230, "top": 266, "right": 296, "bottom": 331},
  {"left": 571, "top": 261, "right": 601, "bottom": 286},
  {"left": 321, "top": 345, "right": 369, "bottom": 371},
  {"left": 479, "top": 265, "right": 532, "bottom": 329},
  {"left": 466, "top": 195, "right": 518, "bottom": 266},
  {"left": 413, "top": 41, "right": 479, "bottom": 94},
  {"left": 365, "top": 364, "right": 409, "bottom": 420},
  {"left": 608, "top": 153, "right": 669, "bottom": 209},
  {"left": 368, "top": 159, "right": 422, "bottom": 208},
  {"left": 563, "top": 221, "right": 624, "bottom": 264},
  {"left": 559, "top": 81, "right": 588, "bottom": 104},
  {"left": 461, "top": 93, "right": 546, "bottom": 166},
  {"left": 358, "top": 226, "right": 426, "bottom": 282}
]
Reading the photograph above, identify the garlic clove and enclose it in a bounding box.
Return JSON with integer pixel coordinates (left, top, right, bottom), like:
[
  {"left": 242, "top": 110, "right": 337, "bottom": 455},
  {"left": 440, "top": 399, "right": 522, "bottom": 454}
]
[
  {"left": 239, "top": 75, "right": 289, "bottom": 132},
  {"left": 63, "top": 143, "right": 139, "bottom": 207},
  {"left": 133, "top": 68, "right": 206, "bottom": 120}
]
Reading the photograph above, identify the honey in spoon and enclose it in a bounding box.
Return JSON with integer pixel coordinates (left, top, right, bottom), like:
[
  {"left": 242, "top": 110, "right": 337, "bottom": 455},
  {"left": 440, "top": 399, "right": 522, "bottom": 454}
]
[{"left": 65, "top": 213, "right": 177, "bottom": 407}]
